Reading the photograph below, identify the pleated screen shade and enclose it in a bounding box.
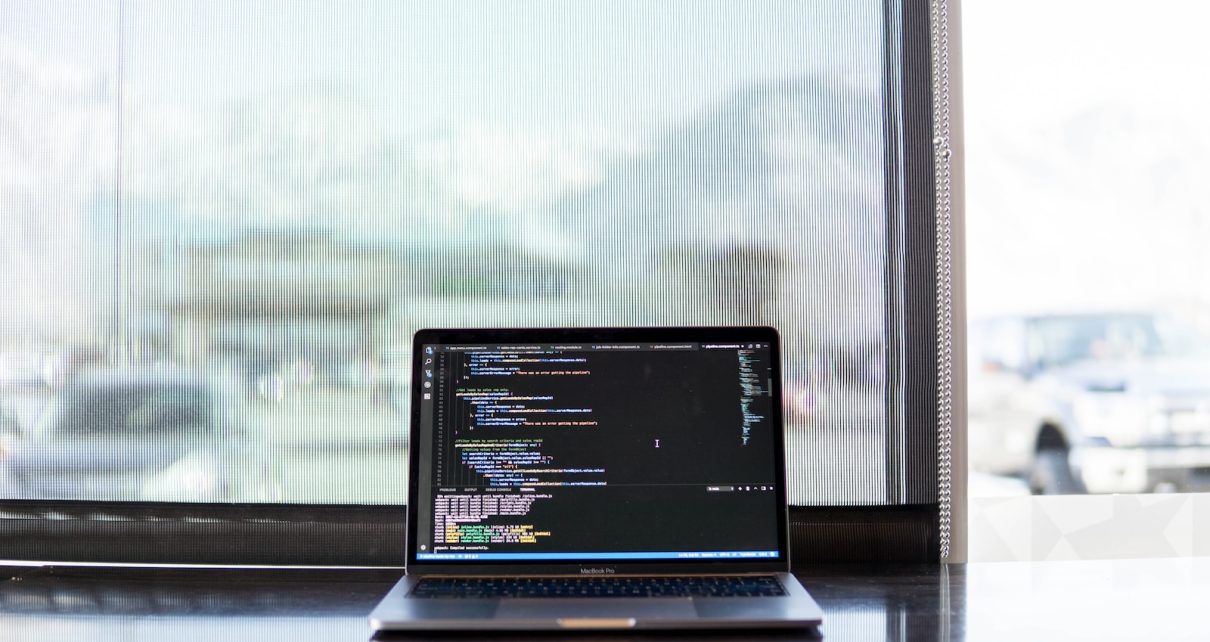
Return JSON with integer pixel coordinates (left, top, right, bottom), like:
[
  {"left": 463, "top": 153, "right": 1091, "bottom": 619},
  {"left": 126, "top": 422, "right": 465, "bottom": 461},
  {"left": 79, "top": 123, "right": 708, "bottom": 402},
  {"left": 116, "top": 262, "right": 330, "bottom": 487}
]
[{"left": 0, "top": 0, "right": 954, "bottom": 564}]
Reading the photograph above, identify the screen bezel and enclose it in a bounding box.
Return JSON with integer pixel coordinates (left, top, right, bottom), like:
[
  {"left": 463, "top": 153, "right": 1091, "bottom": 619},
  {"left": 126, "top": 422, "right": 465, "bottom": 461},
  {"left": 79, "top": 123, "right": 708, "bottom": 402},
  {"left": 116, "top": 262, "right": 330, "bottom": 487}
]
[{"left": 405, "top": 326, "right": 789, "bottom": 576}]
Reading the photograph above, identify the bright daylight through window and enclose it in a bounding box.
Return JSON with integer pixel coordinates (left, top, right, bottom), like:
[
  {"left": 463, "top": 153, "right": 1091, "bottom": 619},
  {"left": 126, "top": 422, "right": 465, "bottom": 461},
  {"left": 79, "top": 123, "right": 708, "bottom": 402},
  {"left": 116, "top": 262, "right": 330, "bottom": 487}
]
[
  {"left": 964, "top": 0, "right": 1210, "bottom": 560},
  {"left": 0, "top": 2, "right": 899, "bottom": 507}
]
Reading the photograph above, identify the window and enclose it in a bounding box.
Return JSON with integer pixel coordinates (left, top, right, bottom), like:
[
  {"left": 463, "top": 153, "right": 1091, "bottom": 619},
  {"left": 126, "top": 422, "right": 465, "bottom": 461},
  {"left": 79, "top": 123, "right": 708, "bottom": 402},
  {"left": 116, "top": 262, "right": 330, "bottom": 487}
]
[
  {"left": 0, "top": 0, "right": 954, "bottom": 564},
  {"left": 964, "top": 0, "right": 1210, "bottom": 560}
]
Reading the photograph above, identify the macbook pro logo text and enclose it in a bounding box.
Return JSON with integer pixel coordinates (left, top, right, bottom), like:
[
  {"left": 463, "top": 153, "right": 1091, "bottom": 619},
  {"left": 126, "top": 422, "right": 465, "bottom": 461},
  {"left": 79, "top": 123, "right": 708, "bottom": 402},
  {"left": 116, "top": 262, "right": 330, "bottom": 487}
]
[{"left": 579, "top": 567, "right": 616, "bottom": 575}]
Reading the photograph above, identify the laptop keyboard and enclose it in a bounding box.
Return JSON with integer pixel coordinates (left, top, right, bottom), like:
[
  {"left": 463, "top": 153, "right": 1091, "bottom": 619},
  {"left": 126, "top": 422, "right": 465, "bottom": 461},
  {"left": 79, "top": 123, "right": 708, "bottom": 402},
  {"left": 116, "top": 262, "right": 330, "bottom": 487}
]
[{"left": 411, "top": 576, "right": 786, "bottom": 599}]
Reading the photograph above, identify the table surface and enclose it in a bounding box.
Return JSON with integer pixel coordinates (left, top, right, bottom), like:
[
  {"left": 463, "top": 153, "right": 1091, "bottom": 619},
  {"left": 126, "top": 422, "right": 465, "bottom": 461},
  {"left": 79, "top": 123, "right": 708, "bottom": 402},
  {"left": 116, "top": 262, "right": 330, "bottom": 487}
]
[{"left": 1, "top": 557, "right": 1207, "bottom": 642}]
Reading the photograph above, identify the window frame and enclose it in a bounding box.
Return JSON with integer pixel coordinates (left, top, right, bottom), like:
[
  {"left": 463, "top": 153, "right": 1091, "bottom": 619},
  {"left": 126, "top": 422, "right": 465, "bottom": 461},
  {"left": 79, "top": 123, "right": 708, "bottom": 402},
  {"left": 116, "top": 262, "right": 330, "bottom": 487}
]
[{"left": 0, "top": 0, "right": 958, "bottom": 566}]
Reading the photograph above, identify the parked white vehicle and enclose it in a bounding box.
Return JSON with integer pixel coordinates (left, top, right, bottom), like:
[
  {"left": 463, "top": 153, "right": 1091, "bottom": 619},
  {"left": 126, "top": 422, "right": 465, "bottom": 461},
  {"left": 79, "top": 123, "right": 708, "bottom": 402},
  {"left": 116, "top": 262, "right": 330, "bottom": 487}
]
[
  {"left": 1, "top": 366, "right": 277, "bottom": 502},
  {"left": 968, "top": 312, "right": 1210, "bottom": 494}
]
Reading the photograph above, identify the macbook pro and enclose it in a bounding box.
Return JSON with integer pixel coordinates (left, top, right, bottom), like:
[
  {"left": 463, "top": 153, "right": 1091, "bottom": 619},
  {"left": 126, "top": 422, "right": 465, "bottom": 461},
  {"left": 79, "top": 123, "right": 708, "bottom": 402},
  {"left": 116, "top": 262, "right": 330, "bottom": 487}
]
[{"left": 369, "top": 326, "right": 823, "bottom": 631}]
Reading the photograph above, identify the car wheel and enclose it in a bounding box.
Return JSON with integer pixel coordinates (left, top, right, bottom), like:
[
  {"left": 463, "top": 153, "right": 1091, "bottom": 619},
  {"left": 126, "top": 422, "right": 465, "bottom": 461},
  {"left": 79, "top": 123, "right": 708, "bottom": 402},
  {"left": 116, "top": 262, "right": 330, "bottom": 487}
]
[{"left": 1028, "top": 449, "right": 1087, "bottom": 495}]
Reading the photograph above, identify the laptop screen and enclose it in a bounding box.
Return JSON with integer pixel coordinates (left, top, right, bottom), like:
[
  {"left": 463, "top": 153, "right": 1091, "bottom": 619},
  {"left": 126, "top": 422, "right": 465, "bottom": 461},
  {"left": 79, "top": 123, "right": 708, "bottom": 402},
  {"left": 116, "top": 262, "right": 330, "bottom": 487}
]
[{"left": 410, "top": 329, "right": 785, "bottom": 565}]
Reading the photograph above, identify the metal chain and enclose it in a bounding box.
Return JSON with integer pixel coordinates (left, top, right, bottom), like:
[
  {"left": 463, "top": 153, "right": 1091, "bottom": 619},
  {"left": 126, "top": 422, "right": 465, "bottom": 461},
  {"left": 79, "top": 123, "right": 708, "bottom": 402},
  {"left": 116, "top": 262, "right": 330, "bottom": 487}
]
[{"left": 930, "top": 0, "right": 955, "bottom": 561}]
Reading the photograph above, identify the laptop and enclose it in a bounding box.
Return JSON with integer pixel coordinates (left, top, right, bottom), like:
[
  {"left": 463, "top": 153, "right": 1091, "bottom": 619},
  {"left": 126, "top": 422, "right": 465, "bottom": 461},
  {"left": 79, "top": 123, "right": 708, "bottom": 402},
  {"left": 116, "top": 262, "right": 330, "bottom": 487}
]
[{"left": 369, "top": 326, "right": 823, "bottom": 631}]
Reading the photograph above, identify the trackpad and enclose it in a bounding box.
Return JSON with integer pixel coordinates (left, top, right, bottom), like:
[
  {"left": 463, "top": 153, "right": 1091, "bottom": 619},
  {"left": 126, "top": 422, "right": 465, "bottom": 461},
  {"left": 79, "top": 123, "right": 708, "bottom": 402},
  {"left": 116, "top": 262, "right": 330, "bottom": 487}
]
[{"left": 497, "top": 598, "right": 695, "bottom": 624}]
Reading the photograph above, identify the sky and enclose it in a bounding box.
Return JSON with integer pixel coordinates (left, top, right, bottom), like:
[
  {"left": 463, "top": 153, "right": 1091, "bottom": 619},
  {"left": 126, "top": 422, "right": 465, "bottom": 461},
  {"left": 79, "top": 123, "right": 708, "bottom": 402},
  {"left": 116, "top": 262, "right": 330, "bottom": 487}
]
[
  {"left": 0, "top": 0, "right": 880, "bottom": 220},
  {"left": 1, "top": 0, "right": 876, "bottom": 134},
  {"left": 8, "top": 1, "right": 1210, "bottom": 328},
  {"left": 962, "top": 0, "right": 1210, "bottom": 319}
]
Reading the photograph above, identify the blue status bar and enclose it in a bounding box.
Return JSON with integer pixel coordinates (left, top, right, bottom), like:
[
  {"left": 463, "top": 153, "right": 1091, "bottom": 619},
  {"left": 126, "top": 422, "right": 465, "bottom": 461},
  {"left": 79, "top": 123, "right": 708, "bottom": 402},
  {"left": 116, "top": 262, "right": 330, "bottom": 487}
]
[{"left": 416, "top": 550, "right": 779, "bottom": 561}]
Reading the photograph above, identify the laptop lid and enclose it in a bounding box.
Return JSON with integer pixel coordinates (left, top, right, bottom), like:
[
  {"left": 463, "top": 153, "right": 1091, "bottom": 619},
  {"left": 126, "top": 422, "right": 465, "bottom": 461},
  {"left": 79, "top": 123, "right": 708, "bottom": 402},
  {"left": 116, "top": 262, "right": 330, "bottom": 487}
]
[{"left": 406, "top": 327, "right": 790, "bottom": 576}]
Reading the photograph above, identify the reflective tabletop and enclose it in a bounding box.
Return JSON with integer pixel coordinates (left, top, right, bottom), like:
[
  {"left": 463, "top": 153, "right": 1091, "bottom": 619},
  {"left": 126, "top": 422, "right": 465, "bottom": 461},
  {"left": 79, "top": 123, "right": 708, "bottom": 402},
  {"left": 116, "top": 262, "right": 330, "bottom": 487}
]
[{"left": 1, "top": 557, "right": 1207, "bottom": 641}]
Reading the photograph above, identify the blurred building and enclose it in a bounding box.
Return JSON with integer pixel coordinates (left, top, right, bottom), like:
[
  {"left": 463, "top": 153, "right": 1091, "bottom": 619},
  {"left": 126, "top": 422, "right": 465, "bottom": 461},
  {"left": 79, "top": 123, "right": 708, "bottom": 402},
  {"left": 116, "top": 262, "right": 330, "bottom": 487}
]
[
  {"left": 151, "top": 228, "right": 394, "bottom": 382},
  {"left": 132, "top": 227, "right": 593, "bottom": 384}
]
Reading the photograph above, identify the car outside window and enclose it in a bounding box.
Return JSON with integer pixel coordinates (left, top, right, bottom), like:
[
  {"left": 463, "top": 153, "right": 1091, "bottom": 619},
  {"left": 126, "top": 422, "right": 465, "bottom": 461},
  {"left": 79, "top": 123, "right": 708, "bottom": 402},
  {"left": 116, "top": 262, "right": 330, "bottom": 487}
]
[{"left": 965, "top": 0, "right": 1210, "bottom": 561}]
